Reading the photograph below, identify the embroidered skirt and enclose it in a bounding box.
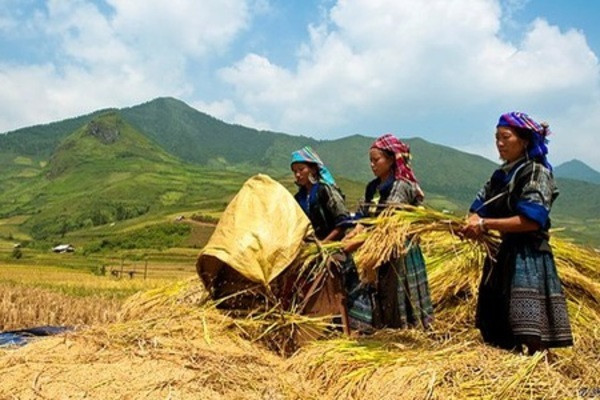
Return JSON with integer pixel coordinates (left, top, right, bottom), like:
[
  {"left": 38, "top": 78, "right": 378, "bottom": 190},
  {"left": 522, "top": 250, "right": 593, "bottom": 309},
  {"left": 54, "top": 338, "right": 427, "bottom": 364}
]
[
  {"left": 345, "top": 244, "right": 434, "bottom": 330},
  {"left": 476, "top": 239, "right": 573, "bottom": 349}
]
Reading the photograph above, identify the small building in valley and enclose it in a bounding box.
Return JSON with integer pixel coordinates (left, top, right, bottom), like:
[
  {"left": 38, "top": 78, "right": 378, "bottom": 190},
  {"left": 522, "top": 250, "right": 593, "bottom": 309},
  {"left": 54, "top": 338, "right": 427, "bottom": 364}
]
[{"left": 52, "top": 244, "right": 75, "bottom": 253}]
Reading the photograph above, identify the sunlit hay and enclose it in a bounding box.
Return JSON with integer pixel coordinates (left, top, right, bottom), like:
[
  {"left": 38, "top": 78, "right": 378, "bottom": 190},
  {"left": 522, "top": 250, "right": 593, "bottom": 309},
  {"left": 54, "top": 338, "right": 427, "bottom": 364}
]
[
  {"left": 354, "top": 209, "right": 411, "bottom": 283},
  {"left": 2, "top": 245, "right": 600, "bottom": 400},
  {"left": 552, "top": 236, "right": 600, "bottom": 280},
  {"left": 0, "top": 283, "right": 121, "bottom": 331},
  {"left": 0, "top": 279, "right": 319, "bottom": 400},
  {"left": 290, "top": 334, "right": 576, "bottom": 399}
]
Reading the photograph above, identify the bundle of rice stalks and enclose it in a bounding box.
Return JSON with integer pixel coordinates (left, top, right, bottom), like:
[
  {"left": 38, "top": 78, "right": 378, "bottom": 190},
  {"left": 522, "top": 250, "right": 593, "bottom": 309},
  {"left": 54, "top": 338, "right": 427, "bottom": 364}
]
[
  {"left": 299, "top": 206, "right": 499, "bottom": 285},
  {"left": 290, "top": 332, "right": 575, "bottom": 399},
  {"left": 353, "top": 206, "right": 499, "bottom": 283}
]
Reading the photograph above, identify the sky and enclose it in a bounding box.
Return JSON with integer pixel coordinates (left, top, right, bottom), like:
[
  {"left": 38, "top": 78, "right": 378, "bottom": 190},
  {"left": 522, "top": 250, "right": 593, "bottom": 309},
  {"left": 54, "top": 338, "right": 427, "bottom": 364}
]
[{"left": 1, "top": 0, "right": 600, "bottom": 170}]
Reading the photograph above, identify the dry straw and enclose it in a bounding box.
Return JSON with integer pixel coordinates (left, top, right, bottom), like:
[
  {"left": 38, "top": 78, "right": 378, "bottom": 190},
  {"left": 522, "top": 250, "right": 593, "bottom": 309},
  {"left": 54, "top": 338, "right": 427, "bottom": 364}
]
[{"left": 1, "top": 206, "right": 599, "bottom": 399}]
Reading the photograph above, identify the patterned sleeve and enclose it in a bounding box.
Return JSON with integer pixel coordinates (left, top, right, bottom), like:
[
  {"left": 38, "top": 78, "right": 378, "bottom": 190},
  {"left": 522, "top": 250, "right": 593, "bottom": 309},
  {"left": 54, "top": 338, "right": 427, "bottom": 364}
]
[
  {"left": 515, "top": 164, "right": 558, "bottom": 228},
  {"left": 386, "top": 180, "right": 414, "bottom": 205},
  {"left": 469, "top": 180, "right": 492, "bottom": 215},
  {"left": 322, "top": 184, "right": 351, "bottom": 227}
]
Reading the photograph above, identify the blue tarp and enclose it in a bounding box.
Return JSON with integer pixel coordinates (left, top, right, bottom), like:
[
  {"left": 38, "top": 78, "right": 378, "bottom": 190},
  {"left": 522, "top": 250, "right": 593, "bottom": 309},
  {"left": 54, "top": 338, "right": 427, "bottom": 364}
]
[{"left": 0, "top": 326, "right": 72, "bottom": 348}]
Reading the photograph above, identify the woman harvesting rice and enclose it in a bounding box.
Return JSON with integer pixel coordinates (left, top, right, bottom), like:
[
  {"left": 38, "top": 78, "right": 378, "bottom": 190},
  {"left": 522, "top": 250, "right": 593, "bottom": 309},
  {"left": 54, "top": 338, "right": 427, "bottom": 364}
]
[
  {"left": 289, "top": 147, "right": 352, "bottom": 327},
  {"left": 345, "top": 134, "right": 433, "bottom": 330},
  {"left": 462, "top": 112, "right": 573, "bottom": 354}
]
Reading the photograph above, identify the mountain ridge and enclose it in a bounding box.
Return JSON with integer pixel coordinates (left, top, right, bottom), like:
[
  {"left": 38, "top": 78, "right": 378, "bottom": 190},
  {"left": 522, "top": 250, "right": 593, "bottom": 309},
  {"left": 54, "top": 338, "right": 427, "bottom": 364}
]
[
  {"left": 1, "top": 97, "right": 598, "bottom": 246},
  {"left": 555, "top": 159, "right": 600, "bottom": 185}
]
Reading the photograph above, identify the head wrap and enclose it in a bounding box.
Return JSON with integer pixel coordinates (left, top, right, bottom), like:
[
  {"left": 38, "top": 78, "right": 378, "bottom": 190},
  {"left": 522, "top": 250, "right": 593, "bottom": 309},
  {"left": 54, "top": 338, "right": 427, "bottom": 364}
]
[
  {"left": 290, "top": 146, "right": 336, "bottom": 186},
  {"left": 497, "top": 112, "right": 552, "bottom": 170},
  {"left": 370, "top": 133, "right": 418, "bottom": 183}
]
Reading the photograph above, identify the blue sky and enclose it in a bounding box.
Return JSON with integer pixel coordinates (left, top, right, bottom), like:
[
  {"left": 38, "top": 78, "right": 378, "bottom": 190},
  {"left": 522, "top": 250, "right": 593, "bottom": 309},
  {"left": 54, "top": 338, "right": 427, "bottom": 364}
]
[{"left": 1, "top": 0, "right": 600, "bottom": 170}]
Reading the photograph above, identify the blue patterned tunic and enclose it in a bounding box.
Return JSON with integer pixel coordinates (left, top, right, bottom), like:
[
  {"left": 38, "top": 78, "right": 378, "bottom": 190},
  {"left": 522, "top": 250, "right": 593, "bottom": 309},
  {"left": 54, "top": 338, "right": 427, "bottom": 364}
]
[
  {"left": 294, "top": 183, "right": 350, "bottom": 240},
  {"left": 470, "top": 158, "right": 573, "bottom": 349}
]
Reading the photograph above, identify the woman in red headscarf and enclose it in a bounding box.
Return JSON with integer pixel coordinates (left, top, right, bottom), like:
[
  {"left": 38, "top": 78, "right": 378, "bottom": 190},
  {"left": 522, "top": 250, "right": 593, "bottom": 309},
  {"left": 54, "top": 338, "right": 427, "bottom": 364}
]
[
  {"left": 344, "top": 133, "right": 433, "bottom": 330},
  {"left": 462, "top": 112, "right": 573, "bottom": 354}
]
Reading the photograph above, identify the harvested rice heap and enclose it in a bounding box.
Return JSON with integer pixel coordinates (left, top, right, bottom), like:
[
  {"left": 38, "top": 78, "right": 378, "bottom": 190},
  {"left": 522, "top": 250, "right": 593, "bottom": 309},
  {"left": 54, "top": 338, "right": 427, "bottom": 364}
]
[{"left": 1, "top": 207, "right": 599, "bottom": 399}]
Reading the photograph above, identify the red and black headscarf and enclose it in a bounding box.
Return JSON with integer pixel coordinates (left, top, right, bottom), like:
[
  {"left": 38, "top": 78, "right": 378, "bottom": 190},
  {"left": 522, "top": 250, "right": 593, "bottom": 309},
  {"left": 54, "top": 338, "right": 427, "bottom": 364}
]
[{"left": 371, "top": 133, "right": 418, "bottom": 183}]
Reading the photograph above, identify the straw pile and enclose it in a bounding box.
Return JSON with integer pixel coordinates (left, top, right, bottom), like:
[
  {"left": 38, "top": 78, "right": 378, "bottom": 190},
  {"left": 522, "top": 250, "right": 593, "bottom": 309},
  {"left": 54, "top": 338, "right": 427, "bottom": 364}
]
[
  {"left": 0, "top": 280, "right": 317, "bottom": 399},
  {"left": 1, "top": 207, "right": 599, "bottom": 399}
]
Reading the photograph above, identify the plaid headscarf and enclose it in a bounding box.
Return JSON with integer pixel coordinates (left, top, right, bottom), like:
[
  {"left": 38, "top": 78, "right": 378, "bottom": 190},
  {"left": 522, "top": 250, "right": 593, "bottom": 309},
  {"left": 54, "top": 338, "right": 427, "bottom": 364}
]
[
  {"left": 497, "top": 112, "right": 552, "bottom": 170},
  {"left": 371, "top": 133, "right": 418, "bottom": 183},
  {"left": 290, "top": 146, "right": 336, "bottom": 186}
]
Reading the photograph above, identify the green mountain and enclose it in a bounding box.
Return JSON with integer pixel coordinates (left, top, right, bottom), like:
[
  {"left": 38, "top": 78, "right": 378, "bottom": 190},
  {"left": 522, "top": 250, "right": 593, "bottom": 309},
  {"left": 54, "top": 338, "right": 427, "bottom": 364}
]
[
  {"left": 1, "top": 97, "right": 598, "bottom": 247},
  {"left": 0, "top": 111, "right": 104, "bottom": 158},
  {"left": 555, "top": 159, "right": 600, "bottom": 185},
  {"left": 0, "top": 112, "right": 254, "bottom": 245},
  {"left": 118, "top": 98, "right": 497, "bottom": 205},
  {"left": 110, "top": 98, "right": 600, "bottom": 220}
]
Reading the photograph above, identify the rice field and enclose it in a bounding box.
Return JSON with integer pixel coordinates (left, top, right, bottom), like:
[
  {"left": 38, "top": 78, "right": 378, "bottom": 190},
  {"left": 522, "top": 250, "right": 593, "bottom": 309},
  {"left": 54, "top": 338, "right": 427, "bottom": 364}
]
[
  {"left": 1, "top": 284, "right": 121, "bottom": 331},
  {"left": 0, "top": 260, "right": 196, "bottom": 331}
]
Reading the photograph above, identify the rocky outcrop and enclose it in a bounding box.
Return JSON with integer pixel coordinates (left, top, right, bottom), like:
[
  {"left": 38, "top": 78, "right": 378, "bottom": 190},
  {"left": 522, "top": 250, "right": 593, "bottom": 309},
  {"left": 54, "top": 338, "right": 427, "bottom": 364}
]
[{"left": 87, "top": 119, "right": 120, "bottom": 144}]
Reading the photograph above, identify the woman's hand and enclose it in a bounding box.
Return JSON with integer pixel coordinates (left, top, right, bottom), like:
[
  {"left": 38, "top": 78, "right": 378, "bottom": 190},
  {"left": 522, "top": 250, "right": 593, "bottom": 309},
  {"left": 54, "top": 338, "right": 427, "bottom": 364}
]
[
  {"left": 344, "top": 223, "right": 364, "bottom": 240},
  {"left": 343, "top": 240, "right": 364, "bottom": 254},
  {"left": 342, "top": 224, "right": 365, "bottom": 253},
  {"left": 461, "top": 213, "right": 487, "bottom": 239}
]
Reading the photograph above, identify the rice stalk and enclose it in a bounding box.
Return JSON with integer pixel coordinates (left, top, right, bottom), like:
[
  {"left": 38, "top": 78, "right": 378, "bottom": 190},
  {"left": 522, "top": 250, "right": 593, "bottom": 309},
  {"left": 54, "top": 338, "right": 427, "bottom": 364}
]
[{"left": 299, "top": 206, "right": 499, "bottom": 285}]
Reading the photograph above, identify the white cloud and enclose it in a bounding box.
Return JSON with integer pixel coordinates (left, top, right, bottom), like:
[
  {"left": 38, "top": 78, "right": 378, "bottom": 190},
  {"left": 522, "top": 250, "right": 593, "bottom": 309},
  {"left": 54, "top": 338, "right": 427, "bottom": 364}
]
[
  {"left": 0, "top": 0, "right": 251, "bottom": 132},
  {"left": 217, "top": 0, "right": 600, "bottom": 169},
  {"left": 107, "top": 0, "right": 250, "bottom": 59},
  {"left": 1, "top": 0, "right": 599, "bottom": 170}
]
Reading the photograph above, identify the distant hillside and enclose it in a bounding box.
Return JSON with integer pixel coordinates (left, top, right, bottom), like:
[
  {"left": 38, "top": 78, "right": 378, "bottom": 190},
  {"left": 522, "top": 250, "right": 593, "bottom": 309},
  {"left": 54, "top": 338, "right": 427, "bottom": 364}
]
[
  {"left": 1, "top": 97, "right": 599, "bottom": 246},
  {"left": 555, "top": 159, "right": 600, "bottom": 185},
  {"left": 0, "top": 113, "right": 253, "bottom": 241},
  {"left": 118, "top": 98, "right": 502, "bottom": 206},
  {"left": 0, "top": 97, "right": 498, "bottom": 210},
  {"left": 0, "top": 111, "right": 105, "bottom": 158}
]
